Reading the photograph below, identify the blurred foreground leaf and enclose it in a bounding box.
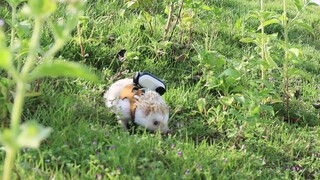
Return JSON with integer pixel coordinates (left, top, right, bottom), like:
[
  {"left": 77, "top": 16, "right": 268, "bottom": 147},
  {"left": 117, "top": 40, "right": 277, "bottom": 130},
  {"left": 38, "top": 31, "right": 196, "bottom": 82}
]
[
  {"left": 17, "top": 121, "right": 52, "bottom": 149},
  {"left": 29, "top": 60, "right": 98, "bottom": 82}
]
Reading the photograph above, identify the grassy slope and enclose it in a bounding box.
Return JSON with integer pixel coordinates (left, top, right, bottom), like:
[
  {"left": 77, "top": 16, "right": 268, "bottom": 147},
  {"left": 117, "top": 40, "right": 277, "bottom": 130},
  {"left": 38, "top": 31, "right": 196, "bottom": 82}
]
[{"left": 1, "top": 0, "right": 320, "bottom": 179}]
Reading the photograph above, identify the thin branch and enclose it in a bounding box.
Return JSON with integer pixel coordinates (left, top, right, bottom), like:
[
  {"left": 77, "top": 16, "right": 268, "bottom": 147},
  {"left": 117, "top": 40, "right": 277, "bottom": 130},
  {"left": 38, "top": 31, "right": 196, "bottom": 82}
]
[
  {"left": 283, "top": 0, "right": 290, "bottom": 121},
  {"left": 179, "top": 28, "right": 183, "bottom": 44},
  {"left": 260, "top": 0, "right": 266, "bottom": 82},
  {"left": 148, "top": 20, "right": 154, "bottom": 36},
  {"left": 188, "top": 24, "right": 192, "bottom": 48},
  {"left": 163, "top": 2, "right": 174, "bottom": 40},
  {"left": 168, "top": 0, "right": 184, "bottom": 42},
  {"left": 77, "top": 23, "right": 86, "bottom": 63}
]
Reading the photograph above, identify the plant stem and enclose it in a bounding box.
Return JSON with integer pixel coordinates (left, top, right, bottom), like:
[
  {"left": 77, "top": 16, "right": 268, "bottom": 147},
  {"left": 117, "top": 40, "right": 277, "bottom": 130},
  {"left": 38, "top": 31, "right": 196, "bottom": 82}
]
[
  {"left": 13, "top": 17, "right": 42, "bottom": 129},
  {"left": 208, "top": 27, "right": 215, "bottom": 51},
  {"left": 168, "top": 0, "right": 184, "bottom": 42},
  {"left": 10, "top": 7, "right": 16, "bottom": 49},
  {"left": 283, "top": 0, "right": 290, "bottom": 120},
  {"left": 2, "top": 17, "right": 43, "bottom": 180},
  {"left": 179, "top": 28, "right": 183, "bottom": 44},
  {"left": 188, "top": 24, "right": 192, "bottom": 48},
  {"left": 2, "top": 148, "right": 17, "bottom": 180},
  {"left": 77, "top": 23, "right": 86, "bottom": 63},
  {"left": 3, "top": 5, "right": 17, "bottom": 126},
  {"left": 21, "top": 18, "right": 42, "bottom": 76},
  {"left": 2, "top": 83, "right": 24, "bottom": 180},
  {"left": 163, "top": 2, "right": 174, "bottom": 40},
  {"left": 148, "top": 19, "right": 154, "bottom": 36},
  {"left": 260, "top": 0, "right": 266, "bottom": 81},
  {"left": 9, "top": 81, "right": 26, "bottom": 134},
  {"left": 43, "top": 40, "right": 64, "bottom": 62}
]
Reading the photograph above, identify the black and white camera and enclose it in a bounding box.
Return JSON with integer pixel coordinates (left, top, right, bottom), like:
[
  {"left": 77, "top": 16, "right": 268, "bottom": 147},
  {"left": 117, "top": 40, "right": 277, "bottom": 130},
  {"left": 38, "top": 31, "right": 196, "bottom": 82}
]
[{"left": 133, "top": 72, "right": 166, "bottom": 95}]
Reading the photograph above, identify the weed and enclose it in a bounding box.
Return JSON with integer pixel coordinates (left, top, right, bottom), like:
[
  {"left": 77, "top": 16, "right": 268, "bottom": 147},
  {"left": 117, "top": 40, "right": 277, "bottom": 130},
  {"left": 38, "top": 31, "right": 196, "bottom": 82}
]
[{"left": 0, "top": 0, "right": 97, "bottom": 179}]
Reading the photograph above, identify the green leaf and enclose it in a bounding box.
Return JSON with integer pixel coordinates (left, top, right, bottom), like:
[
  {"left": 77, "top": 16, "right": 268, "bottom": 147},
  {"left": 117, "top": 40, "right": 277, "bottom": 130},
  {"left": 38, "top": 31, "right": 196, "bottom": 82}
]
[
  {"left": 48, "top": 19, "right": 67, "bottom": 40},
  {"left": 259, "top": 80, "right": 274, "bottom": 90},
  {"left": 29, "top": 60, "right": 99, "bottom": 82},
  {"left": 234, "top": 18, "right": 243, "bottom": 30},
  {"left": 206, "top": 79, "right": 223, "bottom": 89},
  {"left": 229, "top": 109, "right": 246, "bottom": 121},
  {"left": 118, "top": 9, "right": 126, "bottom": 17},
  {"left": 6, "top": 0, "right": 25, "bottom": 8},
  {"left": 262, "top": 11, "right": 273, "bottom": 20},
  {"left": 221, "top": 68, "right": 241, "bottom": 79},
  {"left": 234, "top": 94, "right": 245, "bottom": 104},
  {"left": 260, "top": 105, "right": 274, "bottom": 116},
  {"left": 164, "top": 5, "right": 169, "bottom": 15},
  {"left": 17, "top": 121, "right": 52, "bottom": 149},
  {"left": 268, "top": 98, "right": 283, "bottom": 104},
  {"left": 6, "top": 102, "right": 13, "bottom": 114},
  {"left": 196, "top": 98, "right": 206, "bottom": 114},
  {"left": 295, "top": 21, "right": 315, "bottom": 35},
  {"left": 197, "top": 50, "right": 225, "bottom": 69},
  {"left": 251, "top": 106, "right": 260, "bottom": 116},
  {"left": 294, "top": 0, "right": 303, "bottom": 11},
  {"left": 219, "top": 96, "right": 234, "bottom": 106},
  {"left": 231, "top": 86, "right": 246, "bottom": 93},
  {"left": 258, "top": 19, "right": 280, "bottom": 30},
  {"left": 27, "top": 0, "right": 57, "bottom": 18},
  {"left": 240, "top": 38, "right": 254, "bottom": 43},
  {"left": 308, "top": 1, "right": 320, "bottom": 6},
  {"left": 279, "top": 12, "right": 288, "bottom": 24},
  {"left": 0, "top": 129, "right": 16, "bottom": 148},
  {"left": 17, "top": 20, "right": 32, "bottom": 37},
  {"left": 288, "top": 68, "right": 312, "bottom": 81},
  {"left": 264, "top": 47, "right": 278, "bottom": 69},
  {"left": 213, "top": 55, "right": 226, "bottom": 69},
  {"left": 126, "top": 1, "right": 139, "bottom": 9},
  {"left": 247, "top": 12, "right": 259, "bottom": 19},
  {"left": 143, "top": 11, "right": 152, "bottom": 22},
  {"left": 0, "top": 49, "right": 12, "bottom": 71},
  {"left": 78, "top": 16, "right": 89, "bottom": 24},
  {"left": 201, "top": 5, "right": 212, "bottom": 11},
  {"left": 288, "top": 48, "right": 300, "bottom": 58},
  {"left": 182, "top": 12, "right": 193, "bottom": 24}
]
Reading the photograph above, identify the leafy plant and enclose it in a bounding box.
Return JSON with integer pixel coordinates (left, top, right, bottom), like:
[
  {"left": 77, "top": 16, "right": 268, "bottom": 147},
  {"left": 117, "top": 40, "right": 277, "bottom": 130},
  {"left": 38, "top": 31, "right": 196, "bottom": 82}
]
[
  {"left": 279, "top": 0, "right": 315, "bottom": 120},
  {"left": 0, "top": 0, "right": 98, "bottom": 179},
  {"left": 240, "top": 0, "right": 316, "bottom": 121},
  {"left": 240, "top": 9, "right": 279, "bottom": 81},
  {"left": 180, "top": 0, "right": 220, "bottom": 47},
  {"left": 121, "top": 0, "right": 158, "bottom": 35}
]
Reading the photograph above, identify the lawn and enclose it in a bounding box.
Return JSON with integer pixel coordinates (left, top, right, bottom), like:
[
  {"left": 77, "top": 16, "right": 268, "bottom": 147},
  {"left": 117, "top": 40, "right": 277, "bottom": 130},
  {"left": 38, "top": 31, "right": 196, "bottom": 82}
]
[{"left": 0, "top": 0, "right": 320, "bottom": 179}]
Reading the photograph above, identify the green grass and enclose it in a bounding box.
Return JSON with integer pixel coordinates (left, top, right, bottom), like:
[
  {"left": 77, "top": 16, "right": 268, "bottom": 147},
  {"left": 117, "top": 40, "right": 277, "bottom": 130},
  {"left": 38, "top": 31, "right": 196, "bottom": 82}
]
[{"left": 1, "top": 0, "right": 320, "bottom": 179}]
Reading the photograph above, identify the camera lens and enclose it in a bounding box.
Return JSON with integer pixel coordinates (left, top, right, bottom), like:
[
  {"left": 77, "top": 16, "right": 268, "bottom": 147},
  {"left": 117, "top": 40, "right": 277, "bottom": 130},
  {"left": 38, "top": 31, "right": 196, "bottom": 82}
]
[{"left": 155, "top": 87, "right": 166, "bottom": 95}]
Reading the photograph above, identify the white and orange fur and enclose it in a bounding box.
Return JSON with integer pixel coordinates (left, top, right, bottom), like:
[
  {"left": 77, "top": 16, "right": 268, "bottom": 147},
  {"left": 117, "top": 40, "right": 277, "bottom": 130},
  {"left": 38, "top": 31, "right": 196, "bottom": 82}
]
[{"left": 104, "top": 78, "right": 170, "bottom": 133}]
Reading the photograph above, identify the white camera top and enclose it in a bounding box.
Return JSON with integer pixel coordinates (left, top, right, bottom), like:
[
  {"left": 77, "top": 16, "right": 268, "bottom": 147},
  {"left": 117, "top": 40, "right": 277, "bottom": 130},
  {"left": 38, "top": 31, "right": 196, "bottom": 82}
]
[{"left": 133, "top": 72, "right": 166, "bottom": 95}]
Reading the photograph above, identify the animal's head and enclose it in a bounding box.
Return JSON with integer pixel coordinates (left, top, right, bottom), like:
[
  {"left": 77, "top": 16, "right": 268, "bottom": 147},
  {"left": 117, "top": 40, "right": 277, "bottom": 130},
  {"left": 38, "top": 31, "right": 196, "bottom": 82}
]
[{"left": 134, "top": 91, "right": 170, "bottom": 134}]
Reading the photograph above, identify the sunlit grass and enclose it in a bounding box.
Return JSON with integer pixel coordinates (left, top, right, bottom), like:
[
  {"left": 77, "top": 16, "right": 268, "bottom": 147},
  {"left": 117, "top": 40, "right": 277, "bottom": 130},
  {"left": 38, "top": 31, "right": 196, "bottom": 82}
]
[{"left": 1, "top": 0, "right": 320, "bottom": 179}]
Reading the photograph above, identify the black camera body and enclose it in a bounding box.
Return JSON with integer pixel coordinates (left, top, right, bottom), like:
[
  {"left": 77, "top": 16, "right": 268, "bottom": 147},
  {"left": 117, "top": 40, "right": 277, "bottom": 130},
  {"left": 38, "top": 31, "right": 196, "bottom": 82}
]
[{"left": 133, "top": 72, "right": 166, "bottom": 95}]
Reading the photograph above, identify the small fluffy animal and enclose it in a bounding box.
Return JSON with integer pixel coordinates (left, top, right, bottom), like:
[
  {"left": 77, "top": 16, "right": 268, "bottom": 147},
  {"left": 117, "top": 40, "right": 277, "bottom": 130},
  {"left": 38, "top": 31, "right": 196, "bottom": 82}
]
[{"left": 104, "top": 78, "right": 170, "bottom": 133}]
